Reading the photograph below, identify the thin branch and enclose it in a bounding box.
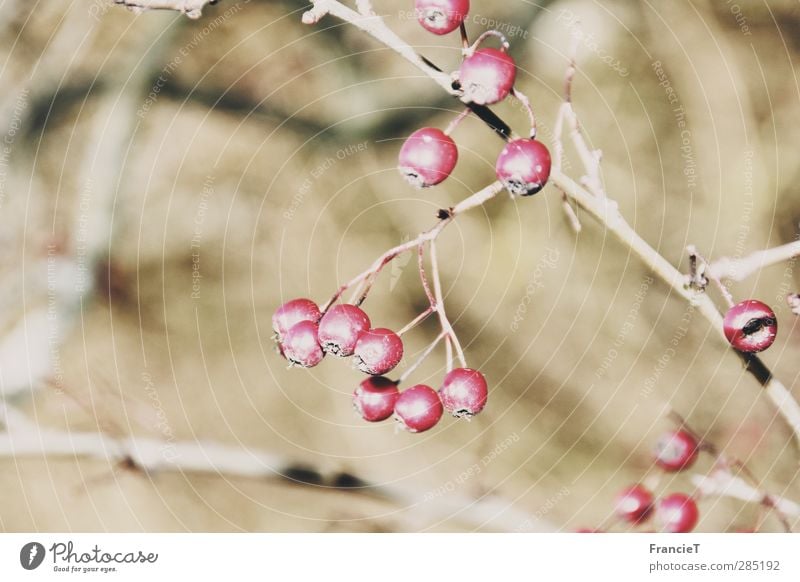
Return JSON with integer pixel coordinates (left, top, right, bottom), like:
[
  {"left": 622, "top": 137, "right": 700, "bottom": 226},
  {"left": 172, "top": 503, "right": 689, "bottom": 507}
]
[
  {"left": 398, "top": 331, "right": 446, "bottom": 384},
  {"left": 321, "top": 181, "right": 503, "bottom": 312},
  {"left": 691, "top": 470, "right": 800, "bottom": 522},
  {"left": 709, "top": 239, "right": 800, "bottom": 283},
  {"left": 114, "top": 0, "right": 216, "bottom": 19},
  {"left": 0, "top": 405, "right": 555, "bottom": 531},
  {"left": 431, "top": 240, "right": 467, "bottom": 368}
]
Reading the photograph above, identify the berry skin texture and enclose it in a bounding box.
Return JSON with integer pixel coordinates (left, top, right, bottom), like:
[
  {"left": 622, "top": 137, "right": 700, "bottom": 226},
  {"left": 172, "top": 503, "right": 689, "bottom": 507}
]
[
  {"left": 353, "top": 376, "right": 400, "bottom": 422},
  {"left": 394, "top": 384, "right": 444, "bottom": 433},
  {"left": 459, "top": 48, "right": 516, "bottom": 105},
  {"left": 415, "top": 0, "right": 469, "bottom": 35},
  {"left": 398, "top": 128, "right": 458, "bottom": 188},
  {"left": 495, "top": 139, "right": 551, "bottom": 196},
  {"left": 654, "top": 430, "right": 699, "bottom": 472},
  {"left": 353, "top": 328, "right": 404, "bottom": 375},
  {"left": 614, "top": 485, "right": 654, "bottom": 524},
  {"left": 281, "top": 320, "right": 324, "bottom": 368},
  {"left": 439, "top": 367, "right": 488, "bottom": 418},
  {"left": 723, "top": 300, "right": 777, "bottom": 353},
  {"left": 272, "top": 298, "right": 321, "bottom": 340},
  {"left": 318, "top": 304, "right": 371, "bottom": 357},
  {"left": 656, "top": 493, "right": 699, "bottom": 533}
]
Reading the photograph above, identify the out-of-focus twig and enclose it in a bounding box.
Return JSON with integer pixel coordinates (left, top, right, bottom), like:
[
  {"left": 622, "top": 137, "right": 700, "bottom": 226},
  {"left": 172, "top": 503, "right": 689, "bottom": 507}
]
[{"left": 114, "top": 0, "right": 216, "bottom": 19}]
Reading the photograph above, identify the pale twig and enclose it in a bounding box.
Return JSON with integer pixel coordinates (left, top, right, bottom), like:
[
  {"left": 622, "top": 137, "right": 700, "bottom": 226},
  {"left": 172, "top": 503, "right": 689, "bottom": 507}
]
[
  {"left": 431, "top": 240, "right": 467, "bottom": 368},
  {"left": 322, "top": 181, "right": 504, "bottom": 312},
  {"left": 709, "top": 239, "right": 800, "bottom": 283},
  {"left": 114, "top": 0, "right": 215, "bottom": 19},
  {"left": 691, "top": 471, "right": 800, "bottom": 523},
  {"left": 686, "top": 245, "right": 734, "bottom": 308},
  {"left": 0, "top": 404, "right": 555, "bottom": 531},
  {"left": 398, "top": 331, "right": 447, "bottom": 384}
]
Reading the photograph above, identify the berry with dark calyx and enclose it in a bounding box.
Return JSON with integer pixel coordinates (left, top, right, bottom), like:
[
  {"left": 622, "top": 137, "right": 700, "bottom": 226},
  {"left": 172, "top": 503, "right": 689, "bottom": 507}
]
[
  {"left": 354, "top": 328, "right": 404, "bottom": 375},
  {"left": 282, "top": 320, "right": 324, "bottom": 368},
  {"left": 495, "top": 138, "right": 551, "bottom": 196},
  {"left": 398, "top": 128, "right": 458, "bottom": 188},
  {"left": 394, "top": 384, "right": 443, "bottom": 433},
  {"left": 723, "top": 300, "right": 777, "bottom": 353},
  {"left": 272, "top": 298, "right": 321, "bottom": 340},
  {"left": 654, "top": 429, "right": 699, "bottom": 472},
  {"left": 415, "top": 0, "right": 469, "bottom": 35},
  {"left": 656, "top": 493, "right": 699, "bottom": 533},
  {"left": 318, "top": 304, "right": 371, "bottom": 357},
  {"left": 353, "top": 376, "right": 400, "bottom": 422},
  {"left": 459, "top": 48, "right": 516, "bottom": 105},
  {"left": 614, "top": 485, "right": 654, "bottom": 524},
  {"left": 439, "top": 367, "right": 488, "bottom": 418}
]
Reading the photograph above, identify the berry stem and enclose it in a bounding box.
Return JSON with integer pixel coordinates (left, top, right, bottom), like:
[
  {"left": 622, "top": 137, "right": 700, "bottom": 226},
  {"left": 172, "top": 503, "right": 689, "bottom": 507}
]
[
  {"left": 467, "top": 29, "right": 510, "bottom": 54},
  {"left": 397, "top": 330, "right": 447, "bottom": 384},
  {"left": 444, "top": 107, "right": 471, "bottom": 136},
  {"left": 397, "top": 307, "right": 435, "bottom": 336},
  {"left": 321, "top": 181, "right": 503, "bottom": 313},
  {"left": 511, "top": 87, "right": 537, "bottom": 139},
  {"left": 459, "top": 21, "right": 469, "bottom": 50},
  {"left": 431, "top": 239, "right": 467, "bottom": 368}
]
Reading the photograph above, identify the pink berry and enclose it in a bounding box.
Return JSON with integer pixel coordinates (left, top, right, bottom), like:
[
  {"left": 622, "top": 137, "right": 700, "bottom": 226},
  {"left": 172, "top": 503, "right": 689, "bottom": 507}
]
[
  {"left": 353, "top": 328, "right": 404, "bottom": 375},
  {"left": 614, "top": 485, "right": 654, "bottom": 524},
  {"left": 415, "top": 0, "right": 469, "bottom": 35},
  {"left": 353, "top": 376, "right": 400, "bottom": 422},
  {"left": 723, "top": 300, "right": 777, "bottom": 353},
  {"left": 654, "top": 430, "right": 699, "bottom": 472},
  {"left": 281, "top": 320, "right": 324, "bottom": 368},
  {"left": 459, "top": 48, "right": 516, "bottom": 105},
  {"left": 656, "top": 493, "right": 699, "bottom": 533},
  {"left": 398, "top": 127, "right": 458, "bottom": 188},
  {"left": 495, "top": 138, "right": 551, "bottom": 196},
  {"left": 318, "top": 304, "right": 371, "bottom": 357},
  {"left": 394, "top": 384, "right": 443, "bottom": 433},
  {"left": 439, "top": 367, "right": 488, "bottom": 418},
  {"left": 272, "top": 298, "right": 321, "bottom": 340}
]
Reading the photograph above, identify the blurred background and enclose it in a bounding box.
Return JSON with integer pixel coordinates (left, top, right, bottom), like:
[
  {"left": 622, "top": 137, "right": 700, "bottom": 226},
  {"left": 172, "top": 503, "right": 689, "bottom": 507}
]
[{"left": 0, "top": 0, "right": 799, "bottom": 532}]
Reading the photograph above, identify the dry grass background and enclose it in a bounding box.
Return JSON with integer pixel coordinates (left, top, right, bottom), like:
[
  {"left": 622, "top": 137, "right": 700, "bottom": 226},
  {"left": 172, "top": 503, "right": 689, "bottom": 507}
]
[{"left": 1, "top": 0, "right": 799, "bottom": 532}]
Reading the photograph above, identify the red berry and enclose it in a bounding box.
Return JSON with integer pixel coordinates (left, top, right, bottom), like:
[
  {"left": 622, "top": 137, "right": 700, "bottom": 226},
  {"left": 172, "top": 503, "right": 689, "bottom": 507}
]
[
  {"left": 439, "top": 367, "right": 488, "bottom": 418},
  {"left": 495, "top": 138, "right": 551, "bottom": 196},
  {"left": 415, "top": 0, "right": 469, "bottom": 35},
  {"left": 398, "top": 127, "right": 458, "bottom": 188},
  {"left": 723, "top": 300, "right": 777, "bottom": 353},
  {"left": 656, "top": 493, "right": 699, "bottom": 533},
  {"left": 459, "top": 48, "right": 516, "bottom": 105},
  {"left": 281, "top": 320, "right": 324, "bottom": 368},
  {"left": 272, "top": 298, "right": 321, "bottom": 340},
  {"left": 654, "top": 430, "right": 699, "bottom": 472},
  {"left": 318, "top": 304, "right": 371, "bottom": 357},
  {"left": 353, "top": 376, "right": 400, "bottom": 422},
  {"left": 394, "top": 384, "right": 443, "bottom": 433},
  {"left": 353, "top": 328, "right": 404, "bottom": 375},
  {"left": 614, "top": 485, "right": 654, "bottom": 524}
]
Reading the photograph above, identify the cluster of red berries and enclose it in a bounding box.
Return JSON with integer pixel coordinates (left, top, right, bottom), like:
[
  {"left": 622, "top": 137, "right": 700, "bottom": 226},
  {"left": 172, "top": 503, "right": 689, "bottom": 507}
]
[
  {"left": 614, "top": 430, "right": 700, "bottom": 532},
  {"left": 273, "top": 298, "right": 488, "bottom": 433},
  {"left": 273, "top": 299, "right": 403, "bottom": 373},
  {"left": 722, "top": 299, "right": 777, "bottom": 353},
  {"left": 399, "top": 0, "right": 552, "bottom": 196},
  {"left": 580, "top": 429, "right": 702, "bottom": 533}
]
